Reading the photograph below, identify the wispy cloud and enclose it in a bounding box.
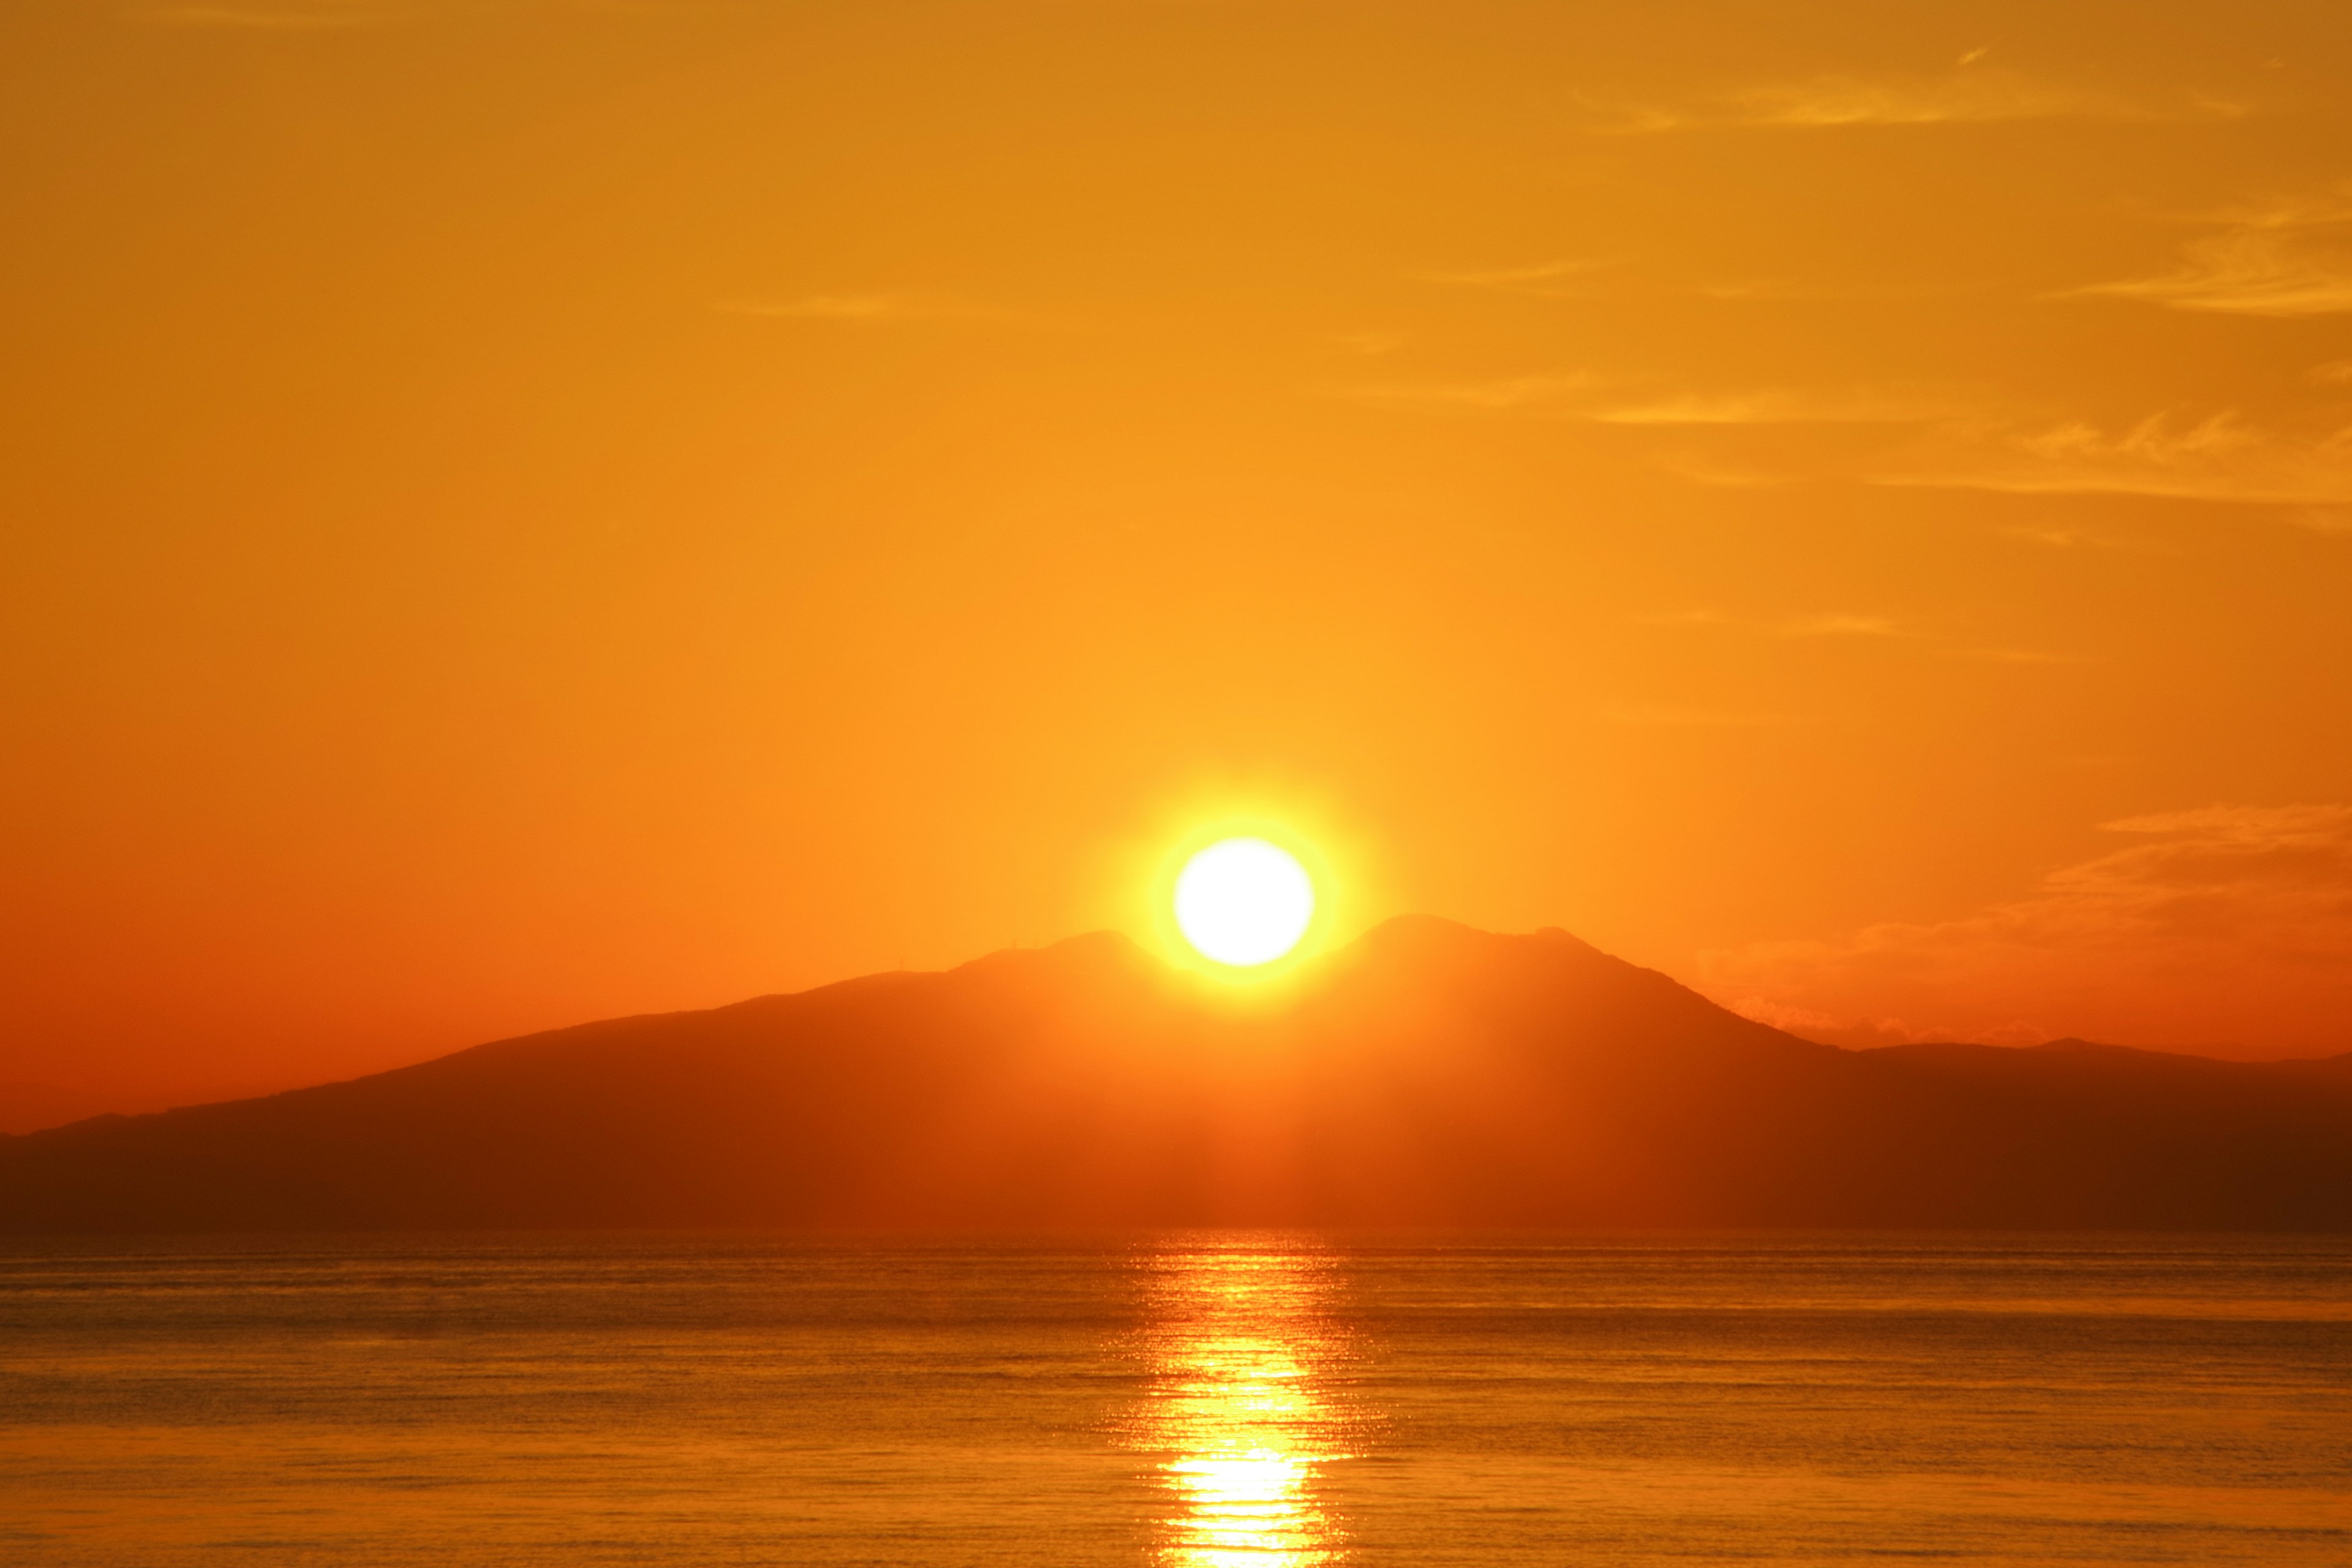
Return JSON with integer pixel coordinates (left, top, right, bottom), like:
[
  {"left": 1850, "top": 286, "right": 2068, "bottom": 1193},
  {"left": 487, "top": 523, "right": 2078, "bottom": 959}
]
[
  {"left": 1703, "top": 804, "right": 2352, "bottom": 1053},
  {"left": 1422, "top": 258, "right": 1624, "bottom": 296},
  {"left": 1874, "top": 412, "right": 2352, "bottom": 511},
  {"left": 1781, "top": 614, "right": 1899, "bottom": 638},
  {"left": 1593, "top": 388, "right": 1973, "bottom": 426},
  {"left": 1728, "top": 72, "right": 2114, "bottom": 128},
  {"left": 2076, "top": 232, "right": 2352, "bottom": 317},
  {"left": 2070, "top": 187, "right": 2352, "bottom": 316},
  {"left": 2000, "top": 524, "right": 2137, "bottom": 551},
  {"left": 1649, "top": 454, "right": 1810, "bottom": 489},
  {"left": 1361, "top": 372, "right": 2352, "bottom": 522},
  {"left": 1721, "top": 997, "right": 2056, "bottom": 1051},
  {"left": 1589, "top": 69, "right": 2242, "bottom": 135},
  {"left": 1350, "top": 374, "right": 1972, "bottom": 427}
]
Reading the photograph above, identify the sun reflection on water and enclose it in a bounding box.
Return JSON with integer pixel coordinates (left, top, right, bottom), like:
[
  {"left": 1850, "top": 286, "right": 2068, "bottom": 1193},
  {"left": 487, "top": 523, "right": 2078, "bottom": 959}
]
[{"left": 1126, "top": 1238, "right": 1363, "bottom": 1568}]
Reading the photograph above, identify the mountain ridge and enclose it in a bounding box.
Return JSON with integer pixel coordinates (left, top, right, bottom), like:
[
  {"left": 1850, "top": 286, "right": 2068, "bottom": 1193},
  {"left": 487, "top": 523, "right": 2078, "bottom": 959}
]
[{"left": 5, "top": 918, "right": 2348, "bottom": 1232}]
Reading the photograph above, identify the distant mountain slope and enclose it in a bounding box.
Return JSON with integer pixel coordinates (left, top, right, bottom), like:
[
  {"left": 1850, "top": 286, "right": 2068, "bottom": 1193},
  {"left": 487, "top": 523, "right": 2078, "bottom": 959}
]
[
  {"left": 4, "top": 918, "right": 2347, "bottom": 1231},
  {"left": 0, "top": 1082, "right": 127, "bottom": 1138}
]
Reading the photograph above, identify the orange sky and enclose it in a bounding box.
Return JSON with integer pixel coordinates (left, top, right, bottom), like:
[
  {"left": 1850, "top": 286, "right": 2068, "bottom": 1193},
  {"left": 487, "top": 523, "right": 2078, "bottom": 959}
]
[{"left": 5, "top": 0, "right": 2350, "bottom": 1123}]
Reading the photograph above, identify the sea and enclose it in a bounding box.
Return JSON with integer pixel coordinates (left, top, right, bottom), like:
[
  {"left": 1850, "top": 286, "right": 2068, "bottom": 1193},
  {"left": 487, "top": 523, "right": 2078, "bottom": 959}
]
[{"left": 1, "top": 1234, "right": 2346, "bottom": 1567}]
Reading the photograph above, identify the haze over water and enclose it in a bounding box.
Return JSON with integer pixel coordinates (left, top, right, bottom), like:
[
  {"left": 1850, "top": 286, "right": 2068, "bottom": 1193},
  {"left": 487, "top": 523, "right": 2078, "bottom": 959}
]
[{"left": 3, "top": 1235, "right": 2347, "bottom": 1567}]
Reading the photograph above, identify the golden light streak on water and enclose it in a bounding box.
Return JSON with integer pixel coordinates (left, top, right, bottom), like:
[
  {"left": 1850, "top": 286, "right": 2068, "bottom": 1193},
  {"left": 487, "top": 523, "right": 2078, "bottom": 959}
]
[{"left": 1127, "top": 1238, "right": 1365, "bottom": 1568}]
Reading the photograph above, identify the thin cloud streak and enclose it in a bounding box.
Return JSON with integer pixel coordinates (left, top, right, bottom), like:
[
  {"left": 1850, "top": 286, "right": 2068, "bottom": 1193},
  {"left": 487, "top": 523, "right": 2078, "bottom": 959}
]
[
  {"left": 1359, "top": 372, "right": 2352, "bottom": 520},
  {"left": 2070, "top": 186, "right": 2352, "bottom": 316},
  {"left": 1421, "top": 258, "right": 1626, "bottom": 296},
  {"left": 1704, "top": 804, "right": 2352, "bottom": 1054},
  {"left": 1351, "top": 375, "right": 1975, "bottom": 426},
  {"left": 1874, "top": 413, "right": 2352, "bottom": 510},
  {"left": 1593, "top": 388, "right": 1975, "bottom": 425},
  {"left": 2075, "top": 233, "right": 2352, "bottom": 316},
  {"left": 1588, "top": 70, "right": 2245, "bottom": 134}
]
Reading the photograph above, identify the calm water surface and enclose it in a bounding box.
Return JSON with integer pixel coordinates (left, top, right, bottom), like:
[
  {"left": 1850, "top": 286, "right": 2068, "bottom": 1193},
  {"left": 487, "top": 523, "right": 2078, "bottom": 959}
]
[{"left": 1, "top": 1234, "right": 2346, "bottom": 1566}]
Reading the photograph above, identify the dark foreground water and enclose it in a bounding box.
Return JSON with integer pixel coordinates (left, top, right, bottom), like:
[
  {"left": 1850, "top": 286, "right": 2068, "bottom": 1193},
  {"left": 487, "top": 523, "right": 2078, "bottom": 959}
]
[{"left": 1, "top": 1235, "right": 2347, "bottom": 1567}]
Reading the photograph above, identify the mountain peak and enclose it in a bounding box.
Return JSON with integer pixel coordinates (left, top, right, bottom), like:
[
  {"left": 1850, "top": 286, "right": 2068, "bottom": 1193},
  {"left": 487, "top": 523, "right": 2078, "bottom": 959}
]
[
  {"left": 952, "top": 927, "right": 1152, "bottom": 976},
  {"left": 4, "top": 921, "right": 2348, "bottom": 1232}
]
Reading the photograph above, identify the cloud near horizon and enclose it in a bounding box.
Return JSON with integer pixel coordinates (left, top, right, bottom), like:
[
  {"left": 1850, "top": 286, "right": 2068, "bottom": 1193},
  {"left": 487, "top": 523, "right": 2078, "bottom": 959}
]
[
  {"left": 1591, "top": 68, "right": 2242, "bottom": 134},
  {"left": 1872, "top": 412, "right": 2352, "bottom": 513},
  {"left": 1702, "top": 804, "right": 2352, "bottom": 1057},
  {"left": 1595, "top": 388, "right": 1974, "bottom": 426},
  {"left": 1358, "top": 375, "right": 2352, "bottom": 522},
  {"left": 1352, "top": 375, "right": 1973, "bottom": 426},
  {"left": 2070, "top": 186, "right": 2352, "bottom": 316},
  {"left": 1422, "top": 258, "right": 1623, "bottom": 295}
]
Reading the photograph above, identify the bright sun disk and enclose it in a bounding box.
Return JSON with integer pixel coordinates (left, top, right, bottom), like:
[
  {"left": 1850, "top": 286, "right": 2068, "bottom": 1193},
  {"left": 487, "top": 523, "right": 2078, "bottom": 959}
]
[{"left": 1174, "top": 839, "right": 1315, "bottom": 967}]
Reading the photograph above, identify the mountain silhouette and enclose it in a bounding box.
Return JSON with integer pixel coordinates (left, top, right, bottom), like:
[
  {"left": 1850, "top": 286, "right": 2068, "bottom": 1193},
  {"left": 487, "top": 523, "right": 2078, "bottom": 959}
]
[{"left": 4, "top": 918, "right": 2348, "bottom": 1232}]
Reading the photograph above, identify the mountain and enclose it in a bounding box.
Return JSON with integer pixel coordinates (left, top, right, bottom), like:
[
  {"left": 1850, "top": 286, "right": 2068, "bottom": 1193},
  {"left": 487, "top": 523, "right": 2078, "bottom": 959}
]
[
  {"left": 4, "top": 918, "right": 2348, "bottom": 1232},
  {"left": 0, "top": 1081, "right": 126, "bottom": 1138}
]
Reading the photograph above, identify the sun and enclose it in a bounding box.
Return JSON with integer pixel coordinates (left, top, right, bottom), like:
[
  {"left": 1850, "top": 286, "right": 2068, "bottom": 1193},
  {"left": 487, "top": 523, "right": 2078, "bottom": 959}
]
[{"left": 1173, "top": 838, "right": 1316, "bottom": 967}]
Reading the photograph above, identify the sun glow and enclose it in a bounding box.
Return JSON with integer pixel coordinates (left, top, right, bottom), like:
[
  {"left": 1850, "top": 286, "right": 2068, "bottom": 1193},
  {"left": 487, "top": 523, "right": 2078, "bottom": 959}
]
[{"left": 1173, "top": 839, "right": 1316, "bottom": 967}]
